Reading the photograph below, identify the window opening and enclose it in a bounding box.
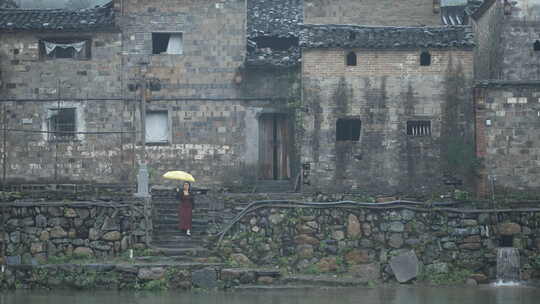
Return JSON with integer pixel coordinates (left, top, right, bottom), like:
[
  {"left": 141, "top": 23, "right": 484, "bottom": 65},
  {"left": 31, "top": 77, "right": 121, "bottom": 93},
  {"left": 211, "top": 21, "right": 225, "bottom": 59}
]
[
  {"left": 534, "top": 40, "right": 540, "bottom": 51},
  {"left": 145, "top": 111, "right": 169, "bottom": 144},
  {"left": 346, "top": 51, "right": 357, "bottom": 66},
  {"left": 336, "top": 119, "right": 361, "bottom": 141},
  {"left": 407, "top": 121, "right": 431, "bottom": 136},
  {"left": 152, "top": 33, "right": 183, "bottom": 55},
  {"left": 40, "top": 39, "right": 90, "bottom": 60},
  {"left": 48, "top": 108, "right": 76, "bottom": 141},
  {"left": 420, "top": 51, "right": 431, "bottom": 66}
]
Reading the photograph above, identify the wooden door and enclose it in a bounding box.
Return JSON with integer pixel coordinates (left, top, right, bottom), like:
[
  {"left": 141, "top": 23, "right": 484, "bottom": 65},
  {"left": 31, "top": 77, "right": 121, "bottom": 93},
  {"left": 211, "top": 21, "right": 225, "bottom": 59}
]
[{"left": 259, "top": 114, "right": 291, "bottom": 180}]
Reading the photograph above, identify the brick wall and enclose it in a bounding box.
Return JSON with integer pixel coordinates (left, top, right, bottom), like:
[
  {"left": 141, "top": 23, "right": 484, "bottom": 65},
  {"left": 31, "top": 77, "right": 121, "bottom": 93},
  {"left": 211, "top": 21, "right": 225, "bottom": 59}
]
[
  {"left": 304, "top": 0, "right": 441, "bottom": 26},
  {"left": 119, "top": 0, "right": 246, "bottom": 98},
  {"left": 0, "top": 32, "right": 122, "bottom": 98},
  {"left": 301, "top": 48, "right": 475, "bottom": 194},
  {"left": 475, "top": 85, "right": 540, "bottom": 192}
]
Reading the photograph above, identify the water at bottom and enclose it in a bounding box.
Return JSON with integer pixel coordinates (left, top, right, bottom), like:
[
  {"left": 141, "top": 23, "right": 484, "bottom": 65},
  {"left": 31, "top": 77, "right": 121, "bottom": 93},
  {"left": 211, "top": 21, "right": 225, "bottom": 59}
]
[{"left": 1, "top": 285, "right": 539, "bottom": 304}]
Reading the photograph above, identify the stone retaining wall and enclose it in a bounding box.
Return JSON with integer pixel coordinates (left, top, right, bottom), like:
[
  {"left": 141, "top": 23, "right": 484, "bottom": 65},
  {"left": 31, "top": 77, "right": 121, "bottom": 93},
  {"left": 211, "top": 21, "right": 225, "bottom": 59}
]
[
  {"left": 218, "top": 203, "right": 540, "bottom": 282},
  {"left": 0, "top": 199, "right": 151, "bottom": 265}
]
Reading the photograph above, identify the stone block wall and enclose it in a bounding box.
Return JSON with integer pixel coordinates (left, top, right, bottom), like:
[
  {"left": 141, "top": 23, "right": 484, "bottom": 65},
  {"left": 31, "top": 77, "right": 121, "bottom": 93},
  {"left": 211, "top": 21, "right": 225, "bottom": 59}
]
[
  {"left": 475, "top": 84, "right": 540, "bottom": 191},
  {"left": 300, "top": 49, "right": 475, "bottom": 193},
  {"left": 0, "top": 99, "right": 136, "bottom": 183},
  {"left": 0, "top": 199, "right": 151, "bottom": 264},
  {"left": 500, "top": 18, "right": 540, "bottom": 81},
  {"left": 219, "top": 203, "right": 540, "bottom": 281},
  {"left": 119, "top": 0, "right": 246, "bottom": 98},
  {"left": 304, "top": 0, "right": 441, "bottom": 26},
  {"left": 0, "top": 32, "right": 122, "bottom": 99}
]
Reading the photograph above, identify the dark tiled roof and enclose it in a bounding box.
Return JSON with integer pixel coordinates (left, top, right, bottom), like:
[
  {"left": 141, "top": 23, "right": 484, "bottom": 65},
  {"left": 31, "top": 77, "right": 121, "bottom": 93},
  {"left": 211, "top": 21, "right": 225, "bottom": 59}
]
[
  {"left": 246, "top": 0, "right": 302, "bottom": 67},
  {"left": 301, "top": 25, "right": 475, "bottom": 49},
  {"left": 0, "top": 3, "right": 115, "bottom": 31},
  {"left": 0, "top": 0, "right": 17, "bottom": 9},
  {"left": 247, "top": 0, "right": 302, "bottom": 38}
]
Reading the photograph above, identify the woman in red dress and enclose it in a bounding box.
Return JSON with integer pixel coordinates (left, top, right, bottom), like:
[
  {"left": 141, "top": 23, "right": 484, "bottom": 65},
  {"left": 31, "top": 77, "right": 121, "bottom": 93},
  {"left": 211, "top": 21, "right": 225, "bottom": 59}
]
[{"left": 177, "top": 182, "right": 194, "bottom": 236}]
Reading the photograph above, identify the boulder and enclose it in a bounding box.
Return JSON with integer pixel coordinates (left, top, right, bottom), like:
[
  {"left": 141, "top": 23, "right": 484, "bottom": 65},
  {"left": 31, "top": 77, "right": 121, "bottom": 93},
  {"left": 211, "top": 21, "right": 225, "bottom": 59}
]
[
  {"left": 499, "top": 223, "right": 521, "bottom": 236},
  {"left": 230, "top": 253, "right": 252, "bottom": 266},
  {"left": 459, "top": 243, "right": 481, "bottom": 250},
  {"left": 49, "top": 226, "right": 67, "bottom": 239},
  {"left": 73, "top": 247, "right": 94, "bottom": 257},
  {"left": 389, "top": 222, "right": 405, "bottom": 232},
  {"left": 295, "top": 234, "right": 320, "bottom": 246},
  {"left": 102, "top": 231, "right": 122, "bottom": 241},
  {"left": 389, "top": 250, "right": 420, "bottom": 283},
  {"left": 347, "top": 214, "right": 362, "bottom": 238},
  {"left": 297, "top": 244, "right": 314, "bottom": 259},
  {"left": 257, "top": 276, "right": 274, "bottom": 284},
  {"left": 77, "top": 209, "right": 90, "bottom": 219},
  {"left": 35, "top": 215, "right": 47, "bottom": 228},
  {"left": 30, "top": 242, "right": 44, "bottom": 254},
  {"left": 64, "top": 208, "right": 77, "bottom": 218},
  {"left": 138, "top": 267, "right": 166, "bottom": 280},
  {"left": 463, "top": 235, "right": 481, "bottom": 243},
  {"left": 425, "top": 262, "right": 448, "bottom": 274},
  {"left": 345, "top": 249, "right": 370, "bottom": 265},
  {"left": 89, "top": 228, "right": 100, "bottom": 241},
  {"left": 362, "top": 223, "right": 372, "bottom": 236},
  {"left": 466, "top": 278, "right": 478, "bottom": 286},
  {"left": 192, "top": 268, "right": 218, "bottom": 288},
  {"left": 388, "top": 233, "right": 404, "bottom": 248},
  {"left": 317, "top": 257, "right": 338, "bottom": 272},
  {"left": 269, "top": 214, "right": 284, "bottom": 225},
  {"left": 469, "top": 273, "right": 488, "bottom": 284},
  {"left": 332, "top": 230, "right": 345, "bottom": 241}
]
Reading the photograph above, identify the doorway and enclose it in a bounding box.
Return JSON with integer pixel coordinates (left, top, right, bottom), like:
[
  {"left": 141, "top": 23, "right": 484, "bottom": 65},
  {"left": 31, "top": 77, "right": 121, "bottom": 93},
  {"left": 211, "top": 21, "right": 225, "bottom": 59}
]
[{"left": 259, "top": 113, "right": 291, "bottom": 180}]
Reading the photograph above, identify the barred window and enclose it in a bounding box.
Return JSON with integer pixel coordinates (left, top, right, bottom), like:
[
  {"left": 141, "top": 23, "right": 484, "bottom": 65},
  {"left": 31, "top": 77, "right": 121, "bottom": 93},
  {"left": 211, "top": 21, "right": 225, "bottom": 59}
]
[
  {"left": 407, "top": 121, "right": 431, "bottom": 136},
  {"left": 48, "top": 108, "right": 76, "bottom": 141}
]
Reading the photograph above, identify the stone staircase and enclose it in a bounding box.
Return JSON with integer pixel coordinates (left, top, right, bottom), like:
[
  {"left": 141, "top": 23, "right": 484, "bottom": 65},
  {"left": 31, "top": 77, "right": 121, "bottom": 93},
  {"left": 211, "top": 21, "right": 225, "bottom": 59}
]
[{"left": 150, "top": 189, "right": 211, "bottom": 257}]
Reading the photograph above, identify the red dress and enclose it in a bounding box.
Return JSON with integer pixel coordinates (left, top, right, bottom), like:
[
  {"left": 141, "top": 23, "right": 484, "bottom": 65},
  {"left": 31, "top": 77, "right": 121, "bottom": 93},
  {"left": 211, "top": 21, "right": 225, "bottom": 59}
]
[{"left": 178, "top": 192, "right": 193, "bottom": 230}]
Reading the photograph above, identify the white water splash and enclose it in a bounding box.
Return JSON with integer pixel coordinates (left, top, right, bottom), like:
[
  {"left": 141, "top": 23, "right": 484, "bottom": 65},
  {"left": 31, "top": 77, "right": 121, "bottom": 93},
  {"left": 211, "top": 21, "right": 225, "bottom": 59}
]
[{"left": 495, "top": 247, "right": 521, "bottom": 286}]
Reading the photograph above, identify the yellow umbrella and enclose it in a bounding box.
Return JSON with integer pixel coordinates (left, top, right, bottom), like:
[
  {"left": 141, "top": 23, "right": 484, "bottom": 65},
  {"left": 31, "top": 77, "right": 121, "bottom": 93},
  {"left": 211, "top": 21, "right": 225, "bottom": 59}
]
[{"left": 162, "top": 171, "right": 196, "bottom": 182}]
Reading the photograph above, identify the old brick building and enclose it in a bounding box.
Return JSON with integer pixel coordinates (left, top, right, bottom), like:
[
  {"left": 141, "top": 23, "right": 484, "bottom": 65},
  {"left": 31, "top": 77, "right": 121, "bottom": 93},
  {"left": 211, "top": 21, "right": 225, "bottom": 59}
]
[
  {"left": 473, "top": 0, "right": 540, "bottom": 195},
  {"left": 0, "top": 0, "right": 530, "bottom": 195}
]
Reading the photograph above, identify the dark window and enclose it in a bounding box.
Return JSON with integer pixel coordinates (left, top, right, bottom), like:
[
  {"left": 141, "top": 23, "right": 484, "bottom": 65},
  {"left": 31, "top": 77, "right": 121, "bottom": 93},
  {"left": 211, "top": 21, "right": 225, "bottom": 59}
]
[
  {"left": 534, "top": 40, "right": 540, "bottom": 51},
  {"left": 346, "top": 51, "right": 357, "bottom": 66},
  {"left": 420, "top": 51, "right": 431, "bottom": 66},
  {"left": 152, "top": 33, "right": 183, "bottom": 55},
  {"left": 39, "top": 39, "right": 90, "bottom": 60},
  {"left": 407, "top": 120, "right": 431, "bottom": 136},
  {"left": 48, "top": 108, "right": 76, "bottom": 141},
  {"left": 336, "top": 119, "right": 361, "bottom": 141}
]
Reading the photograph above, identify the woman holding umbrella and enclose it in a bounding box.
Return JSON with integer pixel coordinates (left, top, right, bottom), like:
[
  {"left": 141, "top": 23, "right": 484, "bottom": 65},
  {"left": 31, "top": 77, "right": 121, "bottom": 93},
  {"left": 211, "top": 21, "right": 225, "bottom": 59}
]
[
  {"left": 177, "top": 182, "right": 194, "bottom": 236},
  {"left": 163, "top": 171, "right": 196, "bottom": 237}
]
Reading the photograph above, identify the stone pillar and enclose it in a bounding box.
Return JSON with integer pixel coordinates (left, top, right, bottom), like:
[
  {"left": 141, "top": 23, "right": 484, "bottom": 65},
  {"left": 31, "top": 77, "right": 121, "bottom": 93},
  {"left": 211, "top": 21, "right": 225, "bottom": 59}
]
[{"left": 135, "top": 163, "right": 150, "bottom": 198}]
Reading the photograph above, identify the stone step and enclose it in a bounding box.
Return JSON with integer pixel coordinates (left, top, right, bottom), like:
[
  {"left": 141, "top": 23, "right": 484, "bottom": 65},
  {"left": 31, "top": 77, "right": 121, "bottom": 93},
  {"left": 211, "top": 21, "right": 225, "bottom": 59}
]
[
  {"left": 154, "top": 219, "right": 209, "bottom": 225},
  {"left": 152, "top": 234, "right": 205, "bottom": 242},
  {"left": 278, "top": 275, "right": 368, "bottom": 287},
  {"left": 151, "top": 240, "right": 203, "bottom": 248},
  {"left": 149, "top": 246, "right": 210, "bottom": 257},
  {"left": 153, "top": 228, "right": 206, "bottom": 235},
  {"left": 153, "top": 222, "right": 208, "bottom": 228},
  {"left": 154, "top": 224, "right": 208, "bottom": 230}
]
